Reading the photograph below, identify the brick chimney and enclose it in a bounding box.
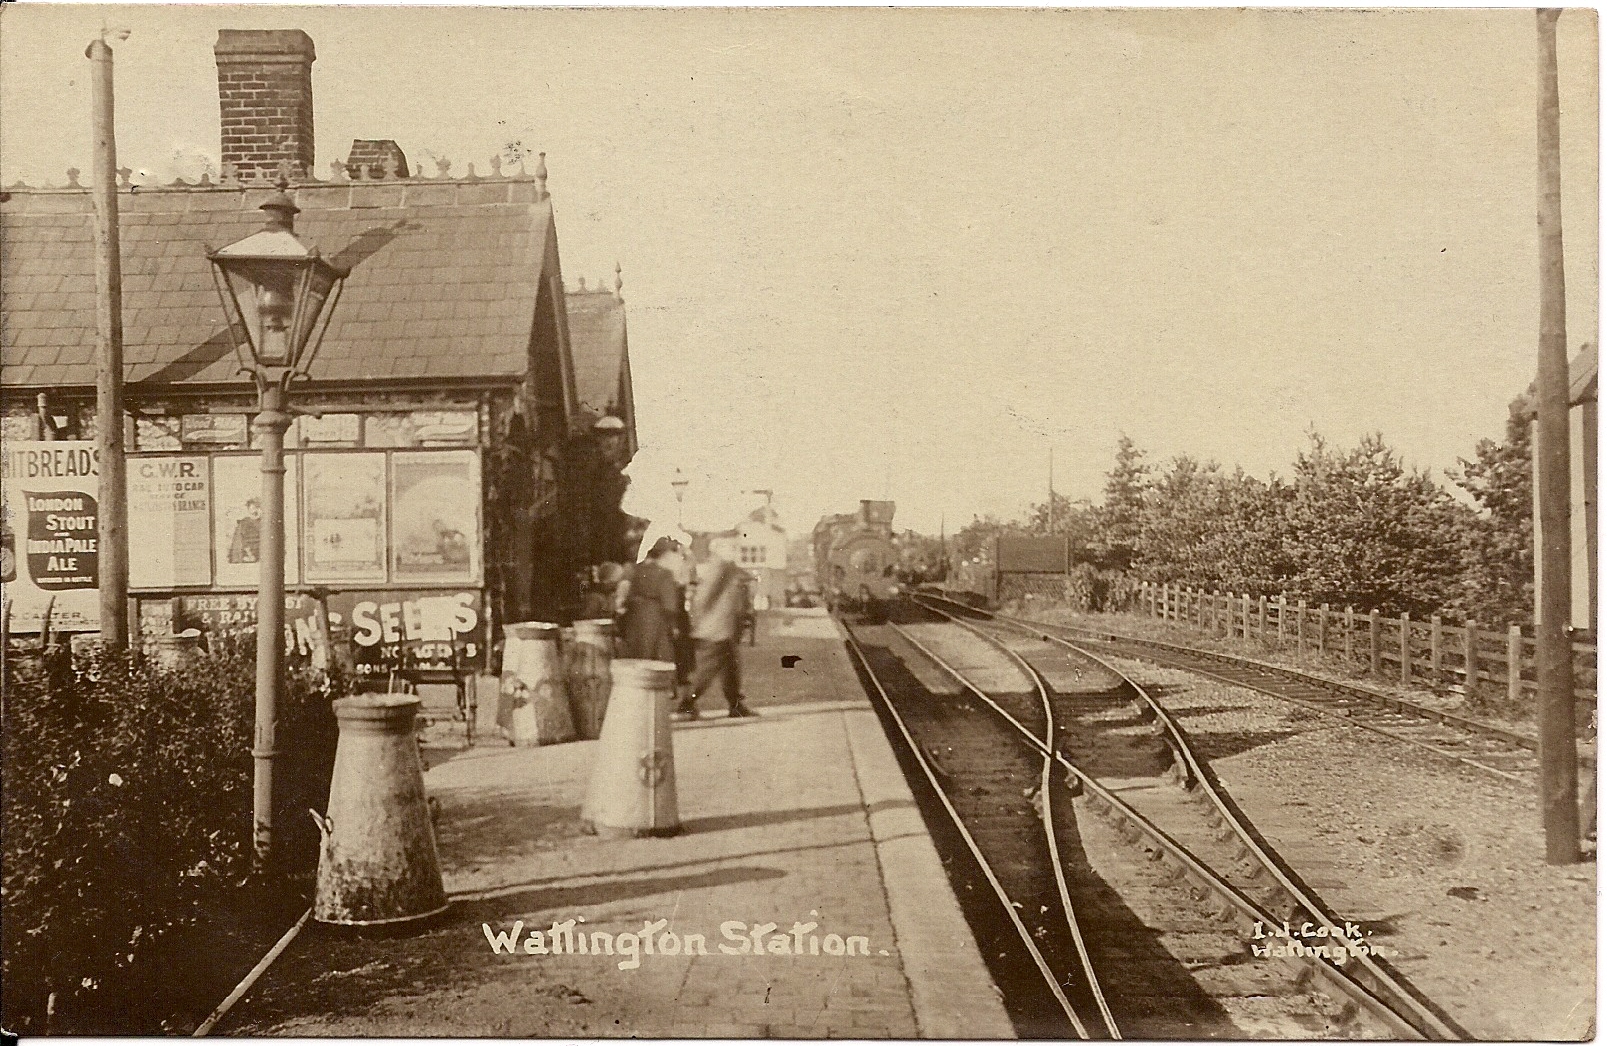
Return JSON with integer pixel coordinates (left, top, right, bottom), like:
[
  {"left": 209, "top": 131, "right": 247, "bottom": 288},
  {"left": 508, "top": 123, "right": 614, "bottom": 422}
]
[
  {"left": 345, "top": 140, "right": 410, "bottom": 180},
  {"left": 214, "top": 29, "right": 316, "bottom": 182}
]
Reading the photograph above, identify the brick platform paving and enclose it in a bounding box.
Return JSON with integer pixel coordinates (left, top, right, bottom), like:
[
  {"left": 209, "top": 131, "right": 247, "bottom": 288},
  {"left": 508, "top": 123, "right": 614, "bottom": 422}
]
[{"left": 225, "top": 610, "right": 1012, "bottom": 1038}]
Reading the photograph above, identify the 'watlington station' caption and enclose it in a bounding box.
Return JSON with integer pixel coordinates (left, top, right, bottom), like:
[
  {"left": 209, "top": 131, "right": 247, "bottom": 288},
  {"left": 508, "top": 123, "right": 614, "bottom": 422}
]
[{"left": 484, "top": 914, "right": 882, "bottom": 971}]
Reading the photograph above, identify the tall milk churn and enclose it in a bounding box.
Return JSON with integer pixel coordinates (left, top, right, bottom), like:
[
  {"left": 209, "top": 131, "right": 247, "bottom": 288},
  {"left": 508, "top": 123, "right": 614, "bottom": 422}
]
[
  {"left": 581, "top": 659, "right": 681, "bottom": 838},
  {"left": 313, "top": 694, "right": 448, "bottom": 926},
  {"left": 567, "top": 618, "right": 615, "bottom": 740},
  {"left": 498, "top": 622, "right": 575, "bottom": 746}
]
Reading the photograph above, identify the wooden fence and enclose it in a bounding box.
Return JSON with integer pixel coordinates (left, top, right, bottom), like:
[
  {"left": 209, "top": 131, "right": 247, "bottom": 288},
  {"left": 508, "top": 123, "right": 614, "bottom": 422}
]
[{"left": 1135, "top": 582, "right": 1596, "bottom": 706}]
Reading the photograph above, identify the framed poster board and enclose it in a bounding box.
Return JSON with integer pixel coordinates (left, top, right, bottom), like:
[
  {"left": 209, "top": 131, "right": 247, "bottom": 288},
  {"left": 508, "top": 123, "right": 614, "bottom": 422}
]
[
  {"left": 128, "top": 456, "right": 212, "bottom": 588},
  {"left": 212, "top": 455, "right": 300, "bottom": 588},
  {"left": 390, "top": 450, "right": 481, "bottom": 584},
  {"left": 303, "top": 452, "right": 387, "bottom": 583}
]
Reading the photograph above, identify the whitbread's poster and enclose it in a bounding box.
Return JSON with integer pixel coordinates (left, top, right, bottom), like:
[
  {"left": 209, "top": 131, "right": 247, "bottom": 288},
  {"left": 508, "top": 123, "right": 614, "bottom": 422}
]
[{"left": 1, "top": 441, "right": 100, "bottom": 632}]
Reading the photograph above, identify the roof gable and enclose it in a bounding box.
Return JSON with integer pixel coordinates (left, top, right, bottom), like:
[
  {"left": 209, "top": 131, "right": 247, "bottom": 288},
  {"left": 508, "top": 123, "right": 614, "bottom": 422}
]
[{"left": 565, "top": 287, "right": 637, "bottom": 453}]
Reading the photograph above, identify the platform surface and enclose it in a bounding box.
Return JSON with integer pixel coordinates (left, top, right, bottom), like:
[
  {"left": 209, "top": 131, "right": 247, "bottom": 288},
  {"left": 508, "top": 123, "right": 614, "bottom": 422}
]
[{"left": 226, "top": 609, "right": 1013, "bottom": 1039}]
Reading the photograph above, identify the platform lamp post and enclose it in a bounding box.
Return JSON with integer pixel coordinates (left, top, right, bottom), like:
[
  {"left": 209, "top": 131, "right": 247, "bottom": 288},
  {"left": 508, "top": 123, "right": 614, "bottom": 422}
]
[
  {"left": 208, "top": 179, "right": 348, "bottom": 873},
  {"left": 671, "top": 469, "right": 689, "bottom": 529}
]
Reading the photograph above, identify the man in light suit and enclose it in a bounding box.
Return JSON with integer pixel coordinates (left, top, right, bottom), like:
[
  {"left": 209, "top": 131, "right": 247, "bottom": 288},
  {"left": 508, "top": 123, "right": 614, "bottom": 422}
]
[{"left": 676, "top": 547, "right": 758, "bottom": 721}]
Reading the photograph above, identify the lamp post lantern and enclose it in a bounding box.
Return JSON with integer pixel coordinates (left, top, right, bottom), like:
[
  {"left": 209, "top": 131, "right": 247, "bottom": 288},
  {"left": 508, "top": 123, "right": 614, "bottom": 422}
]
[
  {"left": 209, "top": 179, "right": 347, "bottom": 872},
  {"left": 671, "top": 468, "right": 689, "bottom": 528}
]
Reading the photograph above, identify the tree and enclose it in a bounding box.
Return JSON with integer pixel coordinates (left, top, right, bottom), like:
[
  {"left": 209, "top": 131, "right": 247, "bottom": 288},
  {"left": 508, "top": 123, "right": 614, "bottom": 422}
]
[
  {"left": 1450, "top": 399, "right": 1534, "bottom": 624},
  {"left": 1094, "top": 434, "right": 1150, "bottom": 569},
  {"left": 1282, "top": 432, "right": 1470, "bottom": 616},
  {"left": 1135, "top": 455, "right": 1221, "bottom": 584}
]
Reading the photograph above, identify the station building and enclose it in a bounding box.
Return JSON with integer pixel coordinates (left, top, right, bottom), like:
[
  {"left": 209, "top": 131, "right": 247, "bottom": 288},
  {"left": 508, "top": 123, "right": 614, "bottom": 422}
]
[{"left": 0, "top": 29, "right": 637, "bottom": 681}]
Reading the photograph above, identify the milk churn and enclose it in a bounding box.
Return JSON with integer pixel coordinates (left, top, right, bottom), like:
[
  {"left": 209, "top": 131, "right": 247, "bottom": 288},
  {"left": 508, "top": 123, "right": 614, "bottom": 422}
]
[
  {"left": 498, "top": 622, "right": 575, "bottom": 746},
  {"left": 313, "top": 694, "right": 448, "bottom": 926},
  {"left": 150, "top": 628, "right": 204, "bottom": 669},
  {"left": 567, "top": 618, "right": 615, "bottom": 740},
  {"left": 580, "top": 658, "right": 680, "bottom": 838}
]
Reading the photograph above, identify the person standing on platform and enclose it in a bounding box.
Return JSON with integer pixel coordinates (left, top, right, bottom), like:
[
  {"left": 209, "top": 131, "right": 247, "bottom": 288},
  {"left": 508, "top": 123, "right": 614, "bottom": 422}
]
[
  {"left": 676, "top": 548, "right": 757, "bottom": 721},
  {"left": 579, "top": 562, "right": 626, "bottom": 620},
  {"left": 618, "top": 538, "right": 683, "bottom": 663}
]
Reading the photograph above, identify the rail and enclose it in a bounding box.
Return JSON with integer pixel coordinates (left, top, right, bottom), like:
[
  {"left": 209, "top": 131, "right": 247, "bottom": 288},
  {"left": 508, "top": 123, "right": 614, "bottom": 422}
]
[{"left": 909, "top": 593, "right": 1465, "bottom": 1039}]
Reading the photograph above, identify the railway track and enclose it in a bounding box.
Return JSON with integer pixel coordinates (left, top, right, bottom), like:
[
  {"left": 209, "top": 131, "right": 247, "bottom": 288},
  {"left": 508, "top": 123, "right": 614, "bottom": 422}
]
[
  {"left": 852, "top": 600, "right": 1464, "bottom": 1039},
  {"left": 916, "top": 591, "right": 1590, "bottom": 782},
  {"left": 844, "top": 619, "right": 1118, "bottom": 1038}
]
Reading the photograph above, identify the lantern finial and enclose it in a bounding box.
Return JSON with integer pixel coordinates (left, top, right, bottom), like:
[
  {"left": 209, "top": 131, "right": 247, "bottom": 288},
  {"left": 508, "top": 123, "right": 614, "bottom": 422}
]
[{"left": 259, "top": 175, "right": 300, "bottom": 232}]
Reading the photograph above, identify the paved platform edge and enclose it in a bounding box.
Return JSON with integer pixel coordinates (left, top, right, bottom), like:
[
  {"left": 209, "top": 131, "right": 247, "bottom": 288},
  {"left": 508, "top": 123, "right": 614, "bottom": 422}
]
[{"left": 829, "top": 618, "right": 1016, "bottom": 1039}]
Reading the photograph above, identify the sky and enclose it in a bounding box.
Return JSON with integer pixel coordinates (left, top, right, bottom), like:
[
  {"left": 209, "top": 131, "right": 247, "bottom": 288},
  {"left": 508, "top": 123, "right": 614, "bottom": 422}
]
[{"left": 0, "top": 4, "right": 1598, "bottom": 538}]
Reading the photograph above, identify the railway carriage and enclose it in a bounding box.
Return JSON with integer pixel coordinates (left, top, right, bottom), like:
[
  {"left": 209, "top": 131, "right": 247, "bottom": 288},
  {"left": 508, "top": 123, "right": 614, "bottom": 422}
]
[{"left": 813, "top": 500, "right": 900, "bottom": 615}]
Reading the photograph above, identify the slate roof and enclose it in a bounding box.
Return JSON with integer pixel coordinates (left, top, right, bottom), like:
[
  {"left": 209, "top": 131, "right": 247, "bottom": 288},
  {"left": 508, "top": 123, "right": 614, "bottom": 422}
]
[
  {"left": 2, "top": 177, "right": 556, "bottom": 391},
  {"left": 565, "top": 287, "right": 637, "bottom": 453},
  {"left": 1516, "top": 344, "right": 1599, "bottom": 417}
]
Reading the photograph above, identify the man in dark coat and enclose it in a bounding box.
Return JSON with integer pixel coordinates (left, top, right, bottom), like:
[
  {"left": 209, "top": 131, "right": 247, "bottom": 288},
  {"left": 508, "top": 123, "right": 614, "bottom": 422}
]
[{"left": 618, "top": 538, "right": 682, "bottom": 663}]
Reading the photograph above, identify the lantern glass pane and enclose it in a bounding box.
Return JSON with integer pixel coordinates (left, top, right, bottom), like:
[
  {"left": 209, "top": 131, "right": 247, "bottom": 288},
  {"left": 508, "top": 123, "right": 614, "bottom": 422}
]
[
  {"left": 221, "top": 260, "right": 299, "bottom": 366},
  {"left": 291, "top": 264, "right": 340, "bottom": 363}
]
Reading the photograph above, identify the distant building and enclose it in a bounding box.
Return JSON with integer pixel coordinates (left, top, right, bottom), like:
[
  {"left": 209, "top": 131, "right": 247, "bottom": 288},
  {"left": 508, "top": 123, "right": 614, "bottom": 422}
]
[
  {"left": 0, "top": 29, "right": 637, "bottom": 678},
  {"left": 694, "top": 494, "right": 788, "bottom": 609}
]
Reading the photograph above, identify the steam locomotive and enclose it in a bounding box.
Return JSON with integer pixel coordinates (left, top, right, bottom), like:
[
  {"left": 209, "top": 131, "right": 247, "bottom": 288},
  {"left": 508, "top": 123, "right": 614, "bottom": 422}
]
[{"left": 812, "top": 500, "right": 900, "bottom": 615}]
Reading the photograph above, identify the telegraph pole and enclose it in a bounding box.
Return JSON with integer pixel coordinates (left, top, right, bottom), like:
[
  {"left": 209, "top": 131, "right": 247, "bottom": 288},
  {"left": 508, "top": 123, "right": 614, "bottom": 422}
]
[
  {"left": 1048, "top": 446, "right": 1056, "bottom": 535},
  {"left": 88, "top": 32, "right": 130, "bottom": 650},
  {"left": 1534, "top": 8, "right": 1579, "bottom": 863}
]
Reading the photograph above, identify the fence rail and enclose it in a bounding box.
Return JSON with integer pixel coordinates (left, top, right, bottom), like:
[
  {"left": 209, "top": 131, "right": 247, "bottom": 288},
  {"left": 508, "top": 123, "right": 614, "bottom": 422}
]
[{"left": 1136, "top": 583, "right": 1597, "bottom": 705}]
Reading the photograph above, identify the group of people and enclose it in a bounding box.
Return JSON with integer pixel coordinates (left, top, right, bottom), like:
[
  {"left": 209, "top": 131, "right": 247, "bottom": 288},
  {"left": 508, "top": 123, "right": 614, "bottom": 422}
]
[{"left": 588, "top": 537, "right": 756, "bottom": 721}]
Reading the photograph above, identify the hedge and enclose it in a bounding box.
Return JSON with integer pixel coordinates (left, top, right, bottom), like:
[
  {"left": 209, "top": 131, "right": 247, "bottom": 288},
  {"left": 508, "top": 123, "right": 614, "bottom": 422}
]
[{"left": 2, "top": 638, "right": 341, "bottom": 1033}]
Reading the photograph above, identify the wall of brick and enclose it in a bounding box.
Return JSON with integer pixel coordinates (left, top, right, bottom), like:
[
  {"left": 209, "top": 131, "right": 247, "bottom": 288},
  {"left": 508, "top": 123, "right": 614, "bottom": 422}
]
[{"left": 214, "top": 29, "right": 316, "bottom": 183}]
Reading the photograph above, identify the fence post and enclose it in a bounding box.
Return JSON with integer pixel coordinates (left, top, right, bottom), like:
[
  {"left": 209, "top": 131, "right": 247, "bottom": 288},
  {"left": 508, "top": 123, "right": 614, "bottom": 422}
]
[
  {"left": 1464, "top": 618, "right": 1479, "bottom": 699},
  {"left": 1255, "top": 595, "right": 1265, "bottom": 639},
  {"left": 1400, "top": 612, "right": 1412, "bottom": 685},
  {"left": 1430, "top": 615, "right": 1442, "bottom": 687},
  {"left": 1369, "top": 610, "right": 1381, "bottom": 676},
  {"left": 1276, "top": 596, "right": 1286, "bottom": 644},
  {"left": 1195, "top": 587, "right": 1205, "bottom": 629},
  {"left": 1297, "top": 599, "right": 1307, "bottom": 653},
  {"left": 1345, "top": 606, "right": 1354, "bottom": 664},
  {"left": 1507, "top": 625, "right": 1522, "bottom": 704},
  {"left": 1241, "top": 593, "right": 1251, "bottom": 639},
  {"left": 1318, "top": 603, "right": 1329, "bottom": 654}
]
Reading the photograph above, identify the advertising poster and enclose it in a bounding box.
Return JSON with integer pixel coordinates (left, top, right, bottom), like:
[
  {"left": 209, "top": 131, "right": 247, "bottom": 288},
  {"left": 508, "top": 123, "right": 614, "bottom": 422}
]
[
  {"left": 303, "top": 453, "right": 386, "bottom": 583},
  {"left": 137, "top": 594, "right": 327, "bottom": 664},
  {"left": 212, "top": 455, "right": 300, "bottom": 589},
  {"left": 1, "top": 440, "right": 99, "bottom": 632},
  {"left": 390, "top": 450, "right": 481, "bottom": 583},
  {"left": 128, "top": 456, "right": 212, "bottom": 589},
  {"left": 326, "top": 589, "right": 484, "bottom": 678}
]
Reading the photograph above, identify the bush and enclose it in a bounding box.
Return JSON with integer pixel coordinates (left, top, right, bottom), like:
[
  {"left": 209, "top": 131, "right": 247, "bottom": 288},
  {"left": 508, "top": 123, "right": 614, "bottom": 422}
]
[{"left": 2, "top": 639, "right": 341, "bottom": 1032}]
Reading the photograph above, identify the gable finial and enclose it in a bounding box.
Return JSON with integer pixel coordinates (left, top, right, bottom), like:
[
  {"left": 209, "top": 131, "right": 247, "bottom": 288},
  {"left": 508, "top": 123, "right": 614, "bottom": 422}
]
[
  {"left": 534, "top": 152, "right": 548, "bottom": 199},
  {"left": 614, "top": 261, "right": 623, "bottom": 300}
]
